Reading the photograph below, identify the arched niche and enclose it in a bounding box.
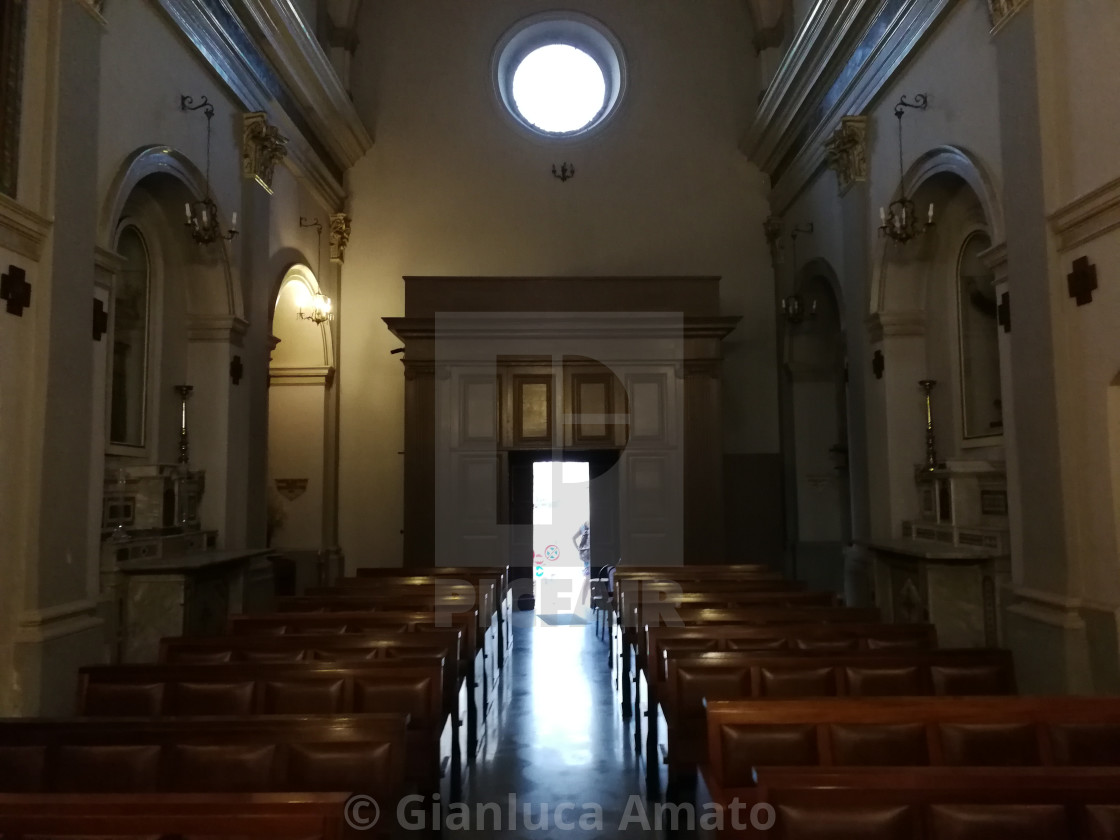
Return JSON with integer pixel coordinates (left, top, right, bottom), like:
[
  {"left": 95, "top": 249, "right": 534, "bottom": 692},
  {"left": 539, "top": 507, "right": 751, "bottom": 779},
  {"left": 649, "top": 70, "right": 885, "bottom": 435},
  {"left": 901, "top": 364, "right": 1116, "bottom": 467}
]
[
  {"left": 784, "top": 258, "right": 851, "bottom": 592},
  {"left": 267, "top": 263, "right": 337, "bottom": 570},
  {"left": 100, "top": 146, "right": 242, "bottom": 322},
  {"left": 271, "top": 263, "right": 335, "bottom": 369},
  {"left": 97, "top": 146, "right": 248, "bottom": 547}
]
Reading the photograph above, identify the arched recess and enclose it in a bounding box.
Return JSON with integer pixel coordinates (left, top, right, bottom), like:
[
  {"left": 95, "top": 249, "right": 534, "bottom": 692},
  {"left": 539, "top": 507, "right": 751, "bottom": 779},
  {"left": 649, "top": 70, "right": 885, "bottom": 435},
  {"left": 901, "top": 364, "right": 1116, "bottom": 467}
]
[
  {"left": 267, "top": 263, "right": 338, "bottom": 589},
  {"left": 784, "top": 258, "right": 851, "bottom": 594},
  {"left": 96, "top": 145, "right": 249, "bottom": 554},
  {"left": 864, "top": 143, "right": 1009, "bottom": 560}
]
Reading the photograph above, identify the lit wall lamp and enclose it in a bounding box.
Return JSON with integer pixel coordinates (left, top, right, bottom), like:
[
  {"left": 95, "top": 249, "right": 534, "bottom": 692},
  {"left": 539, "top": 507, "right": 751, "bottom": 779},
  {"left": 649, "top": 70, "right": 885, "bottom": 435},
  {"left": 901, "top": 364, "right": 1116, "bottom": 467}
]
[
  {"left": 181, "top": 96, "right": 238, "bottom": 244},
  {"left": 298, "top": 292, "right": 333, "bottom": 324},
  {"left": 879, "top": 94, "right": 934, "bottom": 244},
  {"left": 297, "top": 216, "right": 333, "bottom": 324}
]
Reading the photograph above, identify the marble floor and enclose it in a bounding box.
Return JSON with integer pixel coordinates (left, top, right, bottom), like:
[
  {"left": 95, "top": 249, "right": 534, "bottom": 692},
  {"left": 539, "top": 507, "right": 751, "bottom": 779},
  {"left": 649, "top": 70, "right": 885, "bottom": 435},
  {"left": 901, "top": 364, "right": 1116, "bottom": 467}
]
[{"left": 422, "top": 612, "right": 712, "bottom": 838}]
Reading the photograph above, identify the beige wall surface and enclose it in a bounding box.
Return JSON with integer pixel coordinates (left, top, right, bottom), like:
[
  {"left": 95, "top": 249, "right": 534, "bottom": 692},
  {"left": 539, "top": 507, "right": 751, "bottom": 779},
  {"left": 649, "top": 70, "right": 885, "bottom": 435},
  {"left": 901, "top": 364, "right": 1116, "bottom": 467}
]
[{"left": 339, "top": 0, "right": 775, "bottom": 563}]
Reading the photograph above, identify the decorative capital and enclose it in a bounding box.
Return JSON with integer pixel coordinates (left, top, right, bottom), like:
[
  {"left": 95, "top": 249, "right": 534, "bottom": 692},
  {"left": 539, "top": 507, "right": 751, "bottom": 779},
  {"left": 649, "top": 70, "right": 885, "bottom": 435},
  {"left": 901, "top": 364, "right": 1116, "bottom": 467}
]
[
  {"left": 241, "top": 112, "right": 288, "bottom": 194},
  {"left": 987, "top": 0, "right": 1031, "bottom": 33},
  {"left": 329, "top": 213, "right": 351, "bottom": 263},
  {"left": 823, "top": 116, "right": 868, "bottom": 195}
]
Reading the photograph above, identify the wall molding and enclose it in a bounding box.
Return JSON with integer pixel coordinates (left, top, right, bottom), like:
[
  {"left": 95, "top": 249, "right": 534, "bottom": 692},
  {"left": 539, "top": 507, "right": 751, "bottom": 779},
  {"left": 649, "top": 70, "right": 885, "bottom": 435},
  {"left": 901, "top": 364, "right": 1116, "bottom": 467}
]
[
  {"left": 153, "top": 0, "right": 372, "bottom": 210},
  {"left": 866, "top": 309, "right": 925, "bottom": 341},
  {"left": 1048, "top": 175, "right": 1120, "bottom": 252},
  {"left": 0, "top": 194, "right": 52, "bottom": 261},
  {"left": 15, "top": 599, "right": 102, "bottom": 644},
  {"left": 1005, "top": 584, "right": 1086, "bottom": 631},
  {"left": 187, "top": 313, "right": 250, "bottom": 345},
  {"left": 269, "top": 364, "right": 336, "bottom": 387},
  {"left": 744, "top": 0, "right": 956, "bottom": 214}
]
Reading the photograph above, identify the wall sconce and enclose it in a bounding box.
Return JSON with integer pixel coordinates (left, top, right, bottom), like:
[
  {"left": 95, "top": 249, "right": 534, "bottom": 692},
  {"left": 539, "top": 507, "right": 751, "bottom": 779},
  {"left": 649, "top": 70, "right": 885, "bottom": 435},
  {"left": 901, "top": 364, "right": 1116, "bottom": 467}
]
[
  {"left": 181, "top": 96, "right": 238, "bottom": 244},
  {"left": 296, "top": 216, "right": 332, "bottom": 323},
  {"left": 879, "top": 94, "right": 934, "bottom": 244},
  {"left": 780, "top": 293, "right": 817, "bottom": 323},
  {"left": 298, "top": 292, "right": 333, "bottom": 324}
]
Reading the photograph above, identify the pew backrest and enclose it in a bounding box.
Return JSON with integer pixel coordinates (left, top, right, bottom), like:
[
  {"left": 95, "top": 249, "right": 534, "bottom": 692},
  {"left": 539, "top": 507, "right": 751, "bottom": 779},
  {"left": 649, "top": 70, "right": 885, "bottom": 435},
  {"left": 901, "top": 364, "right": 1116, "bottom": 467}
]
[
  {"left": 704, "top": 696, "right": 1120, "bottom": 790},
  {"left": 0, "top": 714, "right": 408, "bottom": 800}
]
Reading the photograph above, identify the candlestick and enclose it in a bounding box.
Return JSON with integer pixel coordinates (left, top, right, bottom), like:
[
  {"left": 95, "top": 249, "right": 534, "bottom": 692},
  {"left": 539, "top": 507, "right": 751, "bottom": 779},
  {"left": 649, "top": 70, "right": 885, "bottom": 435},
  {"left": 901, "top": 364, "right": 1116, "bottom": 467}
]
[
  {"left": 919, "top": 379, "right": 938, "bottom": 471},
  {"left": 175, "top": 384, "right": 194, "bottom": 467}
]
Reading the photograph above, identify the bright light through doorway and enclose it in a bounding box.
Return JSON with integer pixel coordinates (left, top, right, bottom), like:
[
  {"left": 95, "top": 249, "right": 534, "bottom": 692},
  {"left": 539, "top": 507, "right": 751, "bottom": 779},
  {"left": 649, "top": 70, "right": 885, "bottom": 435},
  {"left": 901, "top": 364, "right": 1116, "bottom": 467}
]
[{"left": 532, "top": 461, "right": 590, "bottom": 623}]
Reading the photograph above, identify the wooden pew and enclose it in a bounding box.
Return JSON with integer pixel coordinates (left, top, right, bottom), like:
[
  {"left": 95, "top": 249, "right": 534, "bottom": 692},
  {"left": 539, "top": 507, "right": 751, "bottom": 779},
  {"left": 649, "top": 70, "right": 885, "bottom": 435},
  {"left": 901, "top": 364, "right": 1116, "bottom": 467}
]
[
  {"left": 657, "top": 648, "right": 1016, "bottom": 780},
  {"left": 290, "top": 582, "right": 500, "bottom": 692},
  {"left": 737, "top": 767, "right": 1120, "bottom": 840},
  {"left": 76, "top": 661, "right": 451, "bottom": 798},
  {"left": 619, "top": 606, "right": 882, "bottom": 718},
  {"left": 227, "top": 609, "right": 487, "bottom": 760},
  {"left": 701, "top": 696, "right": 1120, "bottom": 801},
  {"left": 639, "top": 622, "right": 939, "bottom": 764},
  {"left": 353, "top": 566, "right": 513, "bottom": 667},
  {"left": 158, "top": 630, "right": 467, "bottom": 771},
  {"left": 0, "top": 714, "right": 407, "bottom": 807},
  {"left": 0, "top": 792, "right": 367, "bottom": 839}
]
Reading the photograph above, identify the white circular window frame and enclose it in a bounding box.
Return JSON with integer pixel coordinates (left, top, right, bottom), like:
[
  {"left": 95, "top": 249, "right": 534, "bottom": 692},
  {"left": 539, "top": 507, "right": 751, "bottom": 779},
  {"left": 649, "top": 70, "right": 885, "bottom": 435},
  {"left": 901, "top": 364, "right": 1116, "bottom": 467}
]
[{"left": 492, "top": 11, "right": 627, "bottom": 142}]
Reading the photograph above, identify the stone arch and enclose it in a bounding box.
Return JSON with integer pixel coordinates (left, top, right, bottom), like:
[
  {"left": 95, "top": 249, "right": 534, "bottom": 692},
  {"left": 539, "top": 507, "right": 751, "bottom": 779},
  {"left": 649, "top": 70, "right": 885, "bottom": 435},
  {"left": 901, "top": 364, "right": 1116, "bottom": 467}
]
[
  {"left": 99, "top": 145, "right": 242, "bottom": 321},
  {"left": 870, "top": 145, "right": 1003, "bottom": 315},
  {"left": 271, "top": 262, "right": 336, "bottom": 369}
]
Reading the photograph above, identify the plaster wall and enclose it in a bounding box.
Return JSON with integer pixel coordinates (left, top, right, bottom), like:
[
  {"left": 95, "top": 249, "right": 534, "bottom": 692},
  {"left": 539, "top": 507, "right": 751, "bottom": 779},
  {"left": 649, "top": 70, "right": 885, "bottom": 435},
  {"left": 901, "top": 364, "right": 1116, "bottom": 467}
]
[{"left": 341, "top": 0, "right": 774, "bottom": 563}]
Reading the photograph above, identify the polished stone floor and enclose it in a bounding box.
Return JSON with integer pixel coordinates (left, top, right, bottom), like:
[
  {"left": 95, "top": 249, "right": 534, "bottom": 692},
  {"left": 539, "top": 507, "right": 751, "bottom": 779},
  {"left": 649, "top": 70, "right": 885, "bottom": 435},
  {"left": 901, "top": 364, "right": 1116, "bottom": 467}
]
[{"left": 440, "top": 612, "right": 709, "bottom": 838}]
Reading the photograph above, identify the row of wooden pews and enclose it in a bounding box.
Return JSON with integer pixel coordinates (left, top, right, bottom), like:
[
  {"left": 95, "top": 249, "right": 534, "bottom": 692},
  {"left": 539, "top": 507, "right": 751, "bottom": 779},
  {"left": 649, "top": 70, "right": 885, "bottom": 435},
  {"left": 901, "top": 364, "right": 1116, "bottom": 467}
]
[
  {"left": 600, "top": 563, "right": 1120, "bottom": 837},
  {"left": 0, "top": 565, "right": 511, "bottom": 839}
]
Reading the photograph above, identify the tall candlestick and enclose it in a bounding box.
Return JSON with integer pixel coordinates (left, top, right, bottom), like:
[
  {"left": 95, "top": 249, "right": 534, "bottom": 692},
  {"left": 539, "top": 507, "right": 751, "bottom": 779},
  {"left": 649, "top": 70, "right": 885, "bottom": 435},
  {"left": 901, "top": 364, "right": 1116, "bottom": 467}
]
[
  {"left": 919, "top": 379, "right": 938, "bottom": 471},
  {"left": 175, "top": 385, "right": 194, "bottom": 467}
]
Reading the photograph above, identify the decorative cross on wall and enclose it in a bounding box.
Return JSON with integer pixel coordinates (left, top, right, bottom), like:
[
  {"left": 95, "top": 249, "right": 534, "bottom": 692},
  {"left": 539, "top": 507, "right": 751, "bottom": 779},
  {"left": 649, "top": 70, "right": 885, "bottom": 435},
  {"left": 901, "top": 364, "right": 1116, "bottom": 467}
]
[
  {"left": 230, "top": 355, "right": 244, "bottom": 385},
  {"left": 0, "top": 264, "right": 30, "bottom": 316},
  {"left": 93, "top": 299, "right": 109, "bottom": 341},
  {"left": 1067, "top": 256, "right": 1098, "bottom": 306},
  {"left": 997, "top": 292, "right": 1011, "bottom": 333},
  {"left": 872, "top": 349, "right": 885, "bottom": 380}
]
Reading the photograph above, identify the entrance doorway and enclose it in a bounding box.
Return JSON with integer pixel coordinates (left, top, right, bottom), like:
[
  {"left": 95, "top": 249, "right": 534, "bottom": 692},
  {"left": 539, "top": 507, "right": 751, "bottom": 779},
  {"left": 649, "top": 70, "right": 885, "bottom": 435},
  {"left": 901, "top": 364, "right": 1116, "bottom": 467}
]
[{"left": 532, "top": 461, "right": 590, "bottom": 623}]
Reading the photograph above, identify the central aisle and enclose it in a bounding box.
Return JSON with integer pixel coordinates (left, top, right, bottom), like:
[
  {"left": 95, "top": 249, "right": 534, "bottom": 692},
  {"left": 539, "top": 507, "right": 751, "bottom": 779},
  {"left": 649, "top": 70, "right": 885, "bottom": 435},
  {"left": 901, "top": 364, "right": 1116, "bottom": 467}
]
[{"left": 460, "top": 612, "right": 678, "bottom": 837}]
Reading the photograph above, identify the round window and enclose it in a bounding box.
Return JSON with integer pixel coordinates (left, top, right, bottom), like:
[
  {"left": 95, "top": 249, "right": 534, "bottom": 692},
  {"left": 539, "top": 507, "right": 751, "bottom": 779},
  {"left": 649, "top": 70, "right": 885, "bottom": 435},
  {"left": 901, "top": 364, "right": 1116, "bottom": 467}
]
[{"left": 493, "top": 12, "right": 626, "bottom": 139}]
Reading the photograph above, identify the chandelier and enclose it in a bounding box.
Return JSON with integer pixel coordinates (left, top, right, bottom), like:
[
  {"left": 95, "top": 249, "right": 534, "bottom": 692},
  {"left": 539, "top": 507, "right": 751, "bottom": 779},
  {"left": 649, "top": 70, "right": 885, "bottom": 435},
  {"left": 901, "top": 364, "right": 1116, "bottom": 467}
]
[
  {"left": 181, "top": 95, "right": 238, "bottom": 244},
  {"left": 296, "top": 217, "right": 333, "bottom": 324},
  {"left": 879, "top": 94, "right": 933, "bottom": 244}
]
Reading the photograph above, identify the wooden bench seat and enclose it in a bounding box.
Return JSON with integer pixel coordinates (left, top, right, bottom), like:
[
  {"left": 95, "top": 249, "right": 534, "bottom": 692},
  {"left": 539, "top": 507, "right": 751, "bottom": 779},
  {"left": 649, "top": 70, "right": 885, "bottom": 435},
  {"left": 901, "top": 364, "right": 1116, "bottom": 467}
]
[
  {"left": 701, "top": 696, "right": 1120, "bottom": 797},
  {"left": 0, "top": 792, "right": 366, "bottom": 839},
  {"left": 619, "top": 606, "right": 882, "bottom": 718},
  {"left": 732, "top": 767, "right": 1120, "bottom": 839},
  {"left": 76, "top": 661, "right": 449, "bottom": 796},
  {"left": 286, "top": 585, "right": 500, "bottom": 691},
  {"left": 658, "top": 649, "right": 1016, "bottom": 775},
  {"left": 352, "top": 566, "right": 513, "bottom": 667},
  {"left": 0, "top": 714, "right": 407, "bottom": 805},
  {"left": 227, "top": 609, "right": 487, "bottom": 760}
]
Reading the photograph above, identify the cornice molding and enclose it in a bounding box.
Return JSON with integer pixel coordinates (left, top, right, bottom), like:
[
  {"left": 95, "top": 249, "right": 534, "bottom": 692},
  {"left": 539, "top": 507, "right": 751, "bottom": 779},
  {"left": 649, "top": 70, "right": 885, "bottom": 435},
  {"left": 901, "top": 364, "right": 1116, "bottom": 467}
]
[
  {"left": 1006, "top": 584, "right": 1085, "bottom": 631},
  {"left": 153, "top": 0, "right": 371, "bottom": 210},
  {"left": 269, "top": 364, "right": 336, "bottom": 387},
  {"left": 187, "top": 313, "right": 250, "bottom": 344},
  {"left": 384, "top": 315, "right": 742, "bottom": 344},
  {"left": 0, "top": 194, "right": 52, "bottom": 261},
  {"left": 745, "top": 0, "right": 955, "bottom": 214},
  {"left": 1048, "top": 175, "right": 1120, "bottom": 253},
  {"left": 865, "top": 309, "right": 925, "bottom": 341},
  {"left": 980, "top": 241, "right": 1009, "bottom": 282},
  {"left": 15, "top": 599, "right": 102, "bottom": 643}
]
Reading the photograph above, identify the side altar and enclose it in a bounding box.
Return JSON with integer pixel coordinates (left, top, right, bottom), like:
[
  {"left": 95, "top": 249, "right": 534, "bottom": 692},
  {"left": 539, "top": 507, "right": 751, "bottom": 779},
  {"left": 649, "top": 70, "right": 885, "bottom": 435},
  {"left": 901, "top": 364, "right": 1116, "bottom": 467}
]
[
  {"left": 98, "top": 387, "right": 273, "bottom": 662},
  {"left": 869, "top": 459, "right": 1011, "bottom": 647}
]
